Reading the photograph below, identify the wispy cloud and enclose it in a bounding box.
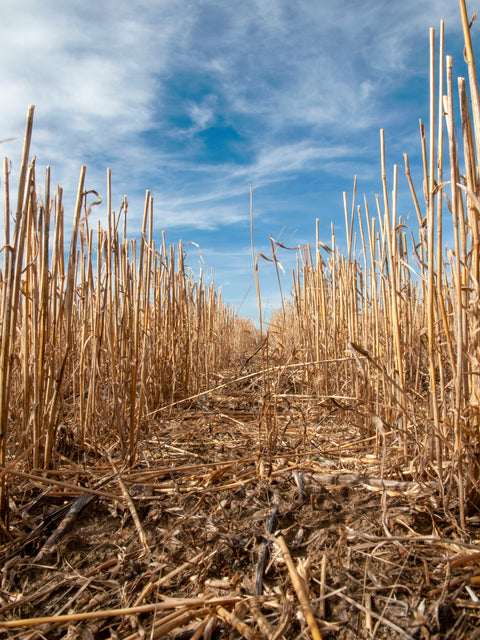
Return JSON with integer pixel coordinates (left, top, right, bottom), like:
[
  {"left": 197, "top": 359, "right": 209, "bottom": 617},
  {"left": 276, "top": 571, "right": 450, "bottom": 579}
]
[{"left": 0, "top": 0, "right": 469, "bottom": 316}]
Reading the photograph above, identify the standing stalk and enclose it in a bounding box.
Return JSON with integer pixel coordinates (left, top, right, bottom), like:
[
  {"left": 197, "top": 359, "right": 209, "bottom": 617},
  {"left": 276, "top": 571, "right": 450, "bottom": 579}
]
[
  {"left": 0, "top": 106, "right": 34, "bottom": 530},
  {"left": 426, "top": 28, "right": 444, "bottom": 491},
  {"left": 445, "top": 56, "right": 466, "bottom": 526}
]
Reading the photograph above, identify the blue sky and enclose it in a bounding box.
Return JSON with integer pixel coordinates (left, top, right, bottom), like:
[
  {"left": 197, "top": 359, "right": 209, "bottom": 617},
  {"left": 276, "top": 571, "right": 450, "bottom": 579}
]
[{"left": 0, "top": 0, "right": 472, "bottom": 320}]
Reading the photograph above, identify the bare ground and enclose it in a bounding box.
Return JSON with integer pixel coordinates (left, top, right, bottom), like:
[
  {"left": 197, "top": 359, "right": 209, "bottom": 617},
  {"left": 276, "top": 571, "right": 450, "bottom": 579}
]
[{"left": 1, "top": 394, "right": 480, "bottom": 639}]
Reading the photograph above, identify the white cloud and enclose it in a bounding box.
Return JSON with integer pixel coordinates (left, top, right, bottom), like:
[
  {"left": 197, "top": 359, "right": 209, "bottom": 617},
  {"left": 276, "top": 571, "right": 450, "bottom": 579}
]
[
  {"left": 1, "top": 0, "right": 464, "bottom": 174},
  {"left": 232, "top": 141, "right": 352, "bottom": 185},
  {"left": 175, "top": 94, "right": 219, "bottom": 137},
  {"left": 0, "top": 0, "right": 470, "bottom": 310},
  {"left": 154, "top": 202, "right": 248, "bottom": 230}
]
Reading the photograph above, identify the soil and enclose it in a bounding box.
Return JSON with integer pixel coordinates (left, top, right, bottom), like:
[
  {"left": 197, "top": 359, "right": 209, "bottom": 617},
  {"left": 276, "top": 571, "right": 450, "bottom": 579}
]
[{"left": 1, "top": 395, "right": 480, "bottom": 639}]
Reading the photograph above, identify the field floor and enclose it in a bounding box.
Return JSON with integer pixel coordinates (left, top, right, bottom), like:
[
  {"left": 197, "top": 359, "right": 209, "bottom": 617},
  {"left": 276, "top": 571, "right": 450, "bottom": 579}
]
[{"left": 2, "top": 392, "right": 480, "bottom": 639}]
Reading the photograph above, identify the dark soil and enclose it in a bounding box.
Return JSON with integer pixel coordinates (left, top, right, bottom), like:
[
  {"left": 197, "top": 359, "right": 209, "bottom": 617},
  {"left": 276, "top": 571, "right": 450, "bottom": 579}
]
[{"left": 1, "top": 401, "right": 480, "bottom": 639}]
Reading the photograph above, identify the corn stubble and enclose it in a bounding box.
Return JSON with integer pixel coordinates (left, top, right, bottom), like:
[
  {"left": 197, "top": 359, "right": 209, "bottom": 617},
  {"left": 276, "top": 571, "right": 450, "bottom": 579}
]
[
  {"left": 0, "top": 123, "right": 248, "bottom": 527},
  {"left": 267, "top": 2, "right": 480, "bottom": 527},
  {"left": 1, "top": 0, "right": 480, "bottom": 537}
]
